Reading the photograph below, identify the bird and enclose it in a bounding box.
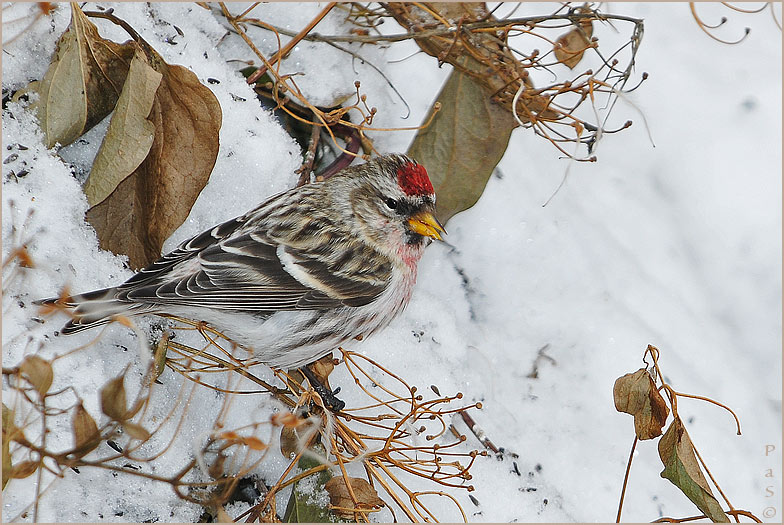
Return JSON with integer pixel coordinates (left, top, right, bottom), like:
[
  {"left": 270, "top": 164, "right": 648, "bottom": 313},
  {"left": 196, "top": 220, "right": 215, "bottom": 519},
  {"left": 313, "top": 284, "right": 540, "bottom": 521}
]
[{"left": 40, "top": 154, "right": 445, "bottom": 408}]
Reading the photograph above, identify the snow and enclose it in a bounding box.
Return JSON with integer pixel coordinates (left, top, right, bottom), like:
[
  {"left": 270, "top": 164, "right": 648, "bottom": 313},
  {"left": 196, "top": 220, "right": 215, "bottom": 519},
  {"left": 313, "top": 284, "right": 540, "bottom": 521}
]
[{"left": 2, "top": 2, "right": 781, "bottom": 523}]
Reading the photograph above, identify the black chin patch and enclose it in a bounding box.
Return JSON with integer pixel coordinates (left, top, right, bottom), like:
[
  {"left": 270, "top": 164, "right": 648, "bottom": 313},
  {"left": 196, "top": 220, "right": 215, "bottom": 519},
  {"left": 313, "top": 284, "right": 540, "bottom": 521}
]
[{"left": 405, "top": 230, "right": 425, "bottom": 245}]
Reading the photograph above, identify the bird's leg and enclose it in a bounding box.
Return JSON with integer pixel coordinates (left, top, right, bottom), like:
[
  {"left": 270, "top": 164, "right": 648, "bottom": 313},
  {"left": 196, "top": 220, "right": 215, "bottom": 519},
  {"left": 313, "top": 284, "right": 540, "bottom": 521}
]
[{"left": 299, "top": 365, "right": 345, "bottom": 413}]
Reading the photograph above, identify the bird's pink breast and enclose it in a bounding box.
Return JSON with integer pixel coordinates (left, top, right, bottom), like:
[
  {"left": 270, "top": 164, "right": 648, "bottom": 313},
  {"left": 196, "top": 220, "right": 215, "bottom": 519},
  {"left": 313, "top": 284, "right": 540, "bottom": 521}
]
[{"left": 396, "top": 242, "right": 425, "bottom": 273}]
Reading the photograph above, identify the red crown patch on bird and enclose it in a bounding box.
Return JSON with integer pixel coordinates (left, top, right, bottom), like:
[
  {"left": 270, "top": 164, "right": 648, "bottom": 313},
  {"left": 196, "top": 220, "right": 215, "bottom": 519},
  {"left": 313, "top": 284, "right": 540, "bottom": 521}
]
[{"left": 397, "top": 162, "right": 433, "bottom": 196}]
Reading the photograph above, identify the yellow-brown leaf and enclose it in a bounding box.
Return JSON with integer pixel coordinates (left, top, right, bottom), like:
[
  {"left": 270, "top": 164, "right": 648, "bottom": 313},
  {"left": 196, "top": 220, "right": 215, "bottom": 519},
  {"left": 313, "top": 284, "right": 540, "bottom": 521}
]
[
  {"left": 9, "top": 460, "right": 39, "bottom": 480},
  {"left": 613, "top": 368, "right": 669, "bottom": 440},
  {"left": 658, "top": 418, "right": 730, "bottom": 522},
  {"left": 122, "top": 421, "right": 151, "bottom": 441},
  {"left": 324, "top": 476, "right": 385, "bottom": 519},
  {"left": 553, "top": 15, "right": 594, "bottom": 69},
  {"left": 152, "top": 332, "right": 169, "bottom": 383},
  {"left": 72, "top": 402, "right": 100, "bottom": 453},
  {"left": 309, "top": 354, "right": 336, "bottom": 391},
  {"left": 84, "top": 45, "right": 162, "bottom": 207},
  {"left": 2, "top": 405, "right": 16, "bottom": 489},
  {"left": 100, "top": 374, "right": 128, "bottom": 421},
  {"left": 32, "top": 3, "right": 134, "bottom": 148},
  {"left": 19, "top": 355, "right": 54, "bottom": 396}
]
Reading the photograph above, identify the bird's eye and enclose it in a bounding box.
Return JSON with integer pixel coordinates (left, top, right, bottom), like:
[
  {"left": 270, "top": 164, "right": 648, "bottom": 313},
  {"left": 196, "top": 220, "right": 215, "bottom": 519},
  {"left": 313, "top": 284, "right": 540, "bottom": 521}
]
[{"left": 385, "top": 198, "right": 398, "bottom": 210}]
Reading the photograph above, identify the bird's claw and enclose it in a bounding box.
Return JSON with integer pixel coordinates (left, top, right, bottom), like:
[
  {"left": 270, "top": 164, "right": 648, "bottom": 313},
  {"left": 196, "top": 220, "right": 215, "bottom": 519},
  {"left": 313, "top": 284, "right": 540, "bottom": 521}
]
[{"left": 300, "top": 365, "right": 345, "bottom": 413}]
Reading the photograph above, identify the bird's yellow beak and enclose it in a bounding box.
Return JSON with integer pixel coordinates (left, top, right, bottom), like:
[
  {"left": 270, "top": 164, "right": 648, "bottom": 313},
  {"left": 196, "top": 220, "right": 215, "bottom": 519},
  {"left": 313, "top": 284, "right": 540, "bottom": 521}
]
[{"left": 408, "top": 211, "right": 446, "bottom": 241}]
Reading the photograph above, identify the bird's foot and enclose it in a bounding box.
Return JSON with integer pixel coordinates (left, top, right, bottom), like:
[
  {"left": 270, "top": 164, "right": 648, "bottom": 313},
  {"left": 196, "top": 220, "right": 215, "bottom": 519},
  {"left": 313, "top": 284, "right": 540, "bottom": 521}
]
[{"left": 299, "top": 365, "right": 345, "bottom": 413}]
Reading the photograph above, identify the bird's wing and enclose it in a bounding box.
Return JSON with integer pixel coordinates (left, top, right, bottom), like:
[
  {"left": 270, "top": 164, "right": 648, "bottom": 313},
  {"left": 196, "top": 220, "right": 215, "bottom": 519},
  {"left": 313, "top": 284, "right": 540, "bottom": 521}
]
[
  {"left": 119, "top": 215, "right": 248, "bottom": 289},
  {"left": 120, "top": 230, "right": 391, "bottom": 311},
  {"left": 279, "top": 244, "right": 393, "bottom": 308}
]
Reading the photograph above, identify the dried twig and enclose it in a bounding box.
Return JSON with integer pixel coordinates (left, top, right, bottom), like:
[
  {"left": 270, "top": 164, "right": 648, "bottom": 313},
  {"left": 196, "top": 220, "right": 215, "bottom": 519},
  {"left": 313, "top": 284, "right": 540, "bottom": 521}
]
[
  {"left": 459, "top": 409, "right": 499, "bottom": 455},
  {"left": 246, "top": 3, "right": 338, "bottom": 83}
]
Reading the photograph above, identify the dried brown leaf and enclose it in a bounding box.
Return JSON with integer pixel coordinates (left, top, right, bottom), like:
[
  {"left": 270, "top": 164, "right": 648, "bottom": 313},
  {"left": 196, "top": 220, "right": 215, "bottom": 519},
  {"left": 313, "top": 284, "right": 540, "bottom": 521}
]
[
  {"left": 2, "top": 404, "right": 15, "bottom": 490},
  {"left": 219, "top": 431, "right": 268, "bottom": 451},
  {"left": 84, "top": 45, "right": 162, "bottom": 207},
  {"left": 72, "top": 401, "right": 100, "bottom": 453},
  {"left": 218, "top": 430, "right": 239, "bottom": 440},
  {"left": 658, "top": 418, "right": 730, "bottom": 522},
  {"left": 125, "top": 397, "right": 145, "bottom": 420},
  {"left": 85, "top": 39, "right": 222, "bottom": 269},
  {"left": 122, "top": 421, "right": 151, "bottom": 441},
  {"left": 553, "top": 11, "right": 594, "bottom": 69},
  {"left": 243, "top": 436, "right": 268, "bottom": 451},
  {"left": 271, "top": 411, "right": 301, "bottom": 428},
  {"left": 407, "top": 69, "right": 515, "bottom": 224},
  {"left": 325, "top": 476, "right": 385, "bottom": 519},
  {"left": 279, "top": 417, "right": 315, "bottom": 459},
  {"left": 613, "top": 368, "right": 669, "bottom": 440},
  {"left": 310, "top": 354, "right": 336, "bottom": 391},
  {"left": 19, "top": 355, "right": 54, "bottom": 396},
  {"left": 554, "top": 28, "right": 591, "bottom": 69},
  {"left": 208, "top": 451, "right": 227, "bottom": 479},
  {"left": 100, "top": 373, "right": 128, "bottom": 421},
  {"left": 280, "top": 426, "right": 299, "bottom": 459},
  {"left": 9, "top": 460, "right": 39, "bottom": 480},
  {"left": 2, "top": 405, "right": 26, "bottom": 447},
  {"left": 32, "top": 2, "right": 134, "bottom": 148},
  {"left": 152, "top": 331, "right": 169, "bottom": 383}
]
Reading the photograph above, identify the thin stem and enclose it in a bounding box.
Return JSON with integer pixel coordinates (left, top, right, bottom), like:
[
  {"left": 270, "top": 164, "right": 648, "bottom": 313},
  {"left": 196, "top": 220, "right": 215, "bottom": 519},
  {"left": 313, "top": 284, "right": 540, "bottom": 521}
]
[
  {"left": 668, "top": 390, "right": 742, "bottom": 435},
  {"left": 239, "top": 12, "right": 644, "bottom": 45},
  {"left": 616, "top": 436, "right": 638, "bottom": 522},
  {"left": 245, "top": 2, "right": 337, "bottom": 83},
  {"left": 82, "top": 10, "right": 142, "bottom": 41}
]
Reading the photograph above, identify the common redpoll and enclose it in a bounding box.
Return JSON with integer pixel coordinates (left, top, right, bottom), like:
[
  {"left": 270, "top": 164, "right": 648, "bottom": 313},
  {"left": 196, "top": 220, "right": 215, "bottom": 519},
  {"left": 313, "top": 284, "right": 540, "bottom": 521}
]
[{"left": 42, "top": 154, "right": 444, "bottom": 372}]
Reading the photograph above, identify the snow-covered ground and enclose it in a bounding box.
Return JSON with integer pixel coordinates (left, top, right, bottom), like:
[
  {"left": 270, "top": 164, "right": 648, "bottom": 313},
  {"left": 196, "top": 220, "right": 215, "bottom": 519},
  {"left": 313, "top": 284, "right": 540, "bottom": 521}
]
[{"left": 2, "top": 2, "right": 781, "bottom": 522}]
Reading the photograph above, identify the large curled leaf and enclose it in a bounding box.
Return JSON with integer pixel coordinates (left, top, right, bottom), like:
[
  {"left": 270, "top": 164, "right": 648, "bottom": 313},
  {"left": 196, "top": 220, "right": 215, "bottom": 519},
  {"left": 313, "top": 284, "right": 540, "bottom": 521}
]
[
  {"left": 613, "top": 368, "right": 669, "bottom": 440},
  {"left": 86, "top": 39, "right": 222, "bottom": 269},
  {"left": 407, "top": 69, "right": 515, "bottom": 224},
  {"left": 84, "top": 46, "right": 162, "bottom": 207},
  {"left": 658, "top": 418, "right": 730, "bottom": 522},
  {"left": 32, "top": 3, "right": 134, "bottom": 148}
]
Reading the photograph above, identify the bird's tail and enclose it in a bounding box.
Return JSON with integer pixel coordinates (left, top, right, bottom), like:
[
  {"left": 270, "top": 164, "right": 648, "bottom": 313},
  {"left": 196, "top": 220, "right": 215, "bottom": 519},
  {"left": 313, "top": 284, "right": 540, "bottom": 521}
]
[{"left": 36, "top": 288, "right": 147, "bottom": 334}]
